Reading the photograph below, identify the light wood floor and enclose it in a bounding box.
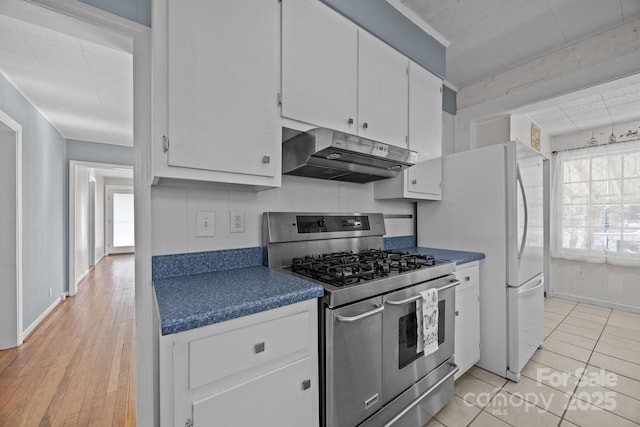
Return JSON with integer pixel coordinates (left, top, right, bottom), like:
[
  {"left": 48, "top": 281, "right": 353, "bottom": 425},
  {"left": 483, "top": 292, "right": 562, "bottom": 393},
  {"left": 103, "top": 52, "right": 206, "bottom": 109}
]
[{"left": 0, "top": 254, "right": 136, "bottom": 426}]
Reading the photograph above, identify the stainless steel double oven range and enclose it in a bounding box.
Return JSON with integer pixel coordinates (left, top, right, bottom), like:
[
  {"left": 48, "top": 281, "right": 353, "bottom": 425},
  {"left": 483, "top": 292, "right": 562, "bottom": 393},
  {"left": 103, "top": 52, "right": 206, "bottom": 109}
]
[{"left": 263, "top": 212, "right": 460, "bottom": 427}]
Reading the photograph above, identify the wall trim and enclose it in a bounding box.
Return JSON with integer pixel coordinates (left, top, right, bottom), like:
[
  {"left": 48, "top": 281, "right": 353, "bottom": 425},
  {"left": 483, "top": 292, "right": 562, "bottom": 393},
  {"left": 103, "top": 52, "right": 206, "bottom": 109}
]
[
  {"left": 0, "top": 110, "right": 23, "bottom": 348},
  {"left": 23, "top": 296, "right": 62, "bottom": 340},
  {"left": 550, "top": 292, "right": 640, "bottom": 314},
  {"left": 25, "top": 0, "right": 148, "bottom": 35}
]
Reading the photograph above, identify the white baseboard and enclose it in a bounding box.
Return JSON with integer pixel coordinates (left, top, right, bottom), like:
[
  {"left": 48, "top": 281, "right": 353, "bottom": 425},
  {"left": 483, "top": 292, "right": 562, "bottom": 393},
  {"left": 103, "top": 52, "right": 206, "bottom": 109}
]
[
  {"left": 22, "top": 296, "right": 62, "bottom": 340},
  {"left": 551, "top": 292, "right": 640, "bottom": 314},
  {"left": 75, "top": 269, "right": 89, "bottom": 287}
]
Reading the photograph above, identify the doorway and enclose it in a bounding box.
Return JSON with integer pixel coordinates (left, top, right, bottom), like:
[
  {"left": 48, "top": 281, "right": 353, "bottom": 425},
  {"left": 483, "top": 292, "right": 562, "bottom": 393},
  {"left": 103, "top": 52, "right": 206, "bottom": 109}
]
[
  {"left": 0, "top": 111, "right": 23, "bottom": 350},
  {"left": 68, "top": 161, "right": 133, "bottom": 296},
  {"left": 106, "top": 185, "right": 135, "bottom": 254}
]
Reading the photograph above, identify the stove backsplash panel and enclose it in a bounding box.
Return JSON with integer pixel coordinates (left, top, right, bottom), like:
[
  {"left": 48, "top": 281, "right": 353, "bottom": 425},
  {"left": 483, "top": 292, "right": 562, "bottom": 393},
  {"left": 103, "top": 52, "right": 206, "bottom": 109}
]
[
  {"left": 151, "top": 176, "right": 415, "bottom": 257},
  {"left": 152, "top": 247, "right": 262, "bottom": 280},
  {"left": 383, "top": 235, "right": 416, "bottom": 250}
]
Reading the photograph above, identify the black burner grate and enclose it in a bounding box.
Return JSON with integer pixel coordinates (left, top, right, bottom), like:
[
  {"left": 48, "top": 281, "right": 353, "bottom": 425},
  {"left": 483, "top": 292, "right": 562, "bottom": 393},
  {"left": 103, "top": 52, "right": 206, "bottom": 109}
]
[{"left": 291, "top": 249, "right": 436, "bottom": 287}]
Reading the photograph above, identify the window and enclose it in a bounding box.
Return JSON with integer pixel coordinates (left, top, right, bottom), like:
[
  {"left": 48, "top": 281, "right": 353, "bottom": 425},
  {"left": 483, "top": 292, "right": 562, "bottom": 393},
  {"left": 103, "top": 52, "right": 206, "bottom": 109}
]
[{"left": 551, "top": 140, "right": 640, "bottom": 266}]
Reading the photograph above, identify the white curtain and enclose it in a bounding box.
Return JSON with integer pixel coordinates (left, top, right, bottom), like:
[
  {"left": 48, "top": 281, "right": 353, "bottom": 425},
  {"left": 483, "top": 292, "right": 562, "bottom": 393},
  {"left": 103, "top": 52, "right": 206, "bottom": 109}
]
[{"left": 551, "top": 140, "right": 640, "bottom": 267}]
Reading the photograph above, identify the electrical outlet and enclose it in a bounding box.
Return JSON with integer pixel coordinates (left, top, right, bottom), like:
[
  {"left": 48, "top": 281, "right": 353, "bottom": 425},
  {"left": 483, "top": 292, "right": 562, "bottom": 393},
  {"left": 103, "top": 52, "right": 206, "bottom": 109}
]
[
  {"left": 577, "top": 270, "right": 584, "bottom": 280},
  {"left": 196, "top": 211, "right": 215, "bottom": 237},
  {"left": 230, "top": 210, "right": 245, "bottom": 233}
]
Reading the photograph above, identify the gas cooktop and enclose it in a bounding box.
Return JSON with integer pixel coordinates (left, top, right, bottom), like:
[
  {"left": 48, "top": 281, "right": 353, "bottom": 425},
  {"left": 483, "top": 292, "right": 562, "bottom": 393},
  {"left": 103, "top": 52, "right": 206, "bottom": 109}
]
[
  {"left": 290, "top": 249, "right": 439, "bottom": 287},
  {"left": 283, "top": 249, "right": 455, "bottom": 307},
  {"left": 263, "top": 212, "right": 456, "bottom": 307}
]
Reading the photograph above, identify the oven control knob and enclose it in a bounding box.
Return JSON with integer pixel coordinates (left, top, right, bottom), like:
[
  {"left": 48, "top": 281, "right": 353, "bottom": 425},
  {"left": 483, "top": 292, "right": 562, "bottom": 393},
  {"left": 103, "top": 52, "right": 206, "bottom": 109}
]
[{"left": 317, "top": 217, "right": 325, "bottom": 228}]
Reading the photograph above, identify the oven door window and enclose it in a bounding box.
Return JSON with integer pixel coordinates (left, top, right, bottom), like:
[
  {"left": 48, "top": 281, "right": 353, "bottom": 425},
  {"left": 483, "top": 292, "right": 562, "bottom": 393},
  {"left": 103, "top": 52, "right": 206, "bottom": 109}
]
[{"left": 398, "top": 300, "right": 445, "bottom": 369}]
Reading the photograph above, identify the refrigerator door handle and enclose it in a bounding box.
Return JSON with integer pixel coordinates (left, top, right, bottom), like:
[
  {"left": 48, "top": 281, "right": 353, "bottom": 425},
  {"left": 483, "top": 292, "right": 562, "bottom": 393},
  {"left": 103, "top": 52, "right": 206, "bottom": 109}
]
[
  {"left": 513, "top": 272, "right": 544, "bottom": 289},
  {"left": 518, "top": 276, "right": 544, "bottom": 295},
  {"left": 517, "top": 164, "right": 529, "bottom": 263}
]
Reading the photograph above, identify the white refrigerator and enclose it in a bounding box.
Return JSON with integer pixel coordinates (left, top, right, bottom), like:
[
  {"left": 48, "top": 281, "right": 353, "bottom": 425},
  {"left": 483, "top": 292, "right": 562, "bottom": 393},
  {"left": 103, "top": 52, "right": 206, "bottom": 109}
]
[{"left": 417, "top": 141, "right": 548, "bottom": 381}]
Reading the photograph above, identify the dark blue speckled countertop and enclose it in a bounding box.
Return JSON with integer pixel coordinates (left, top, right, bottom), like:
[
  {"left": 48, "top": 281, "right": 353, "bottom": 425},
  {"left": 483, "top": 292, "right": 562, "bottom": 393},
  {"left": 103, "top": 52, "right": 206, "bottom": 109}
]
[
  {"left": 154, "top": 265, "right": 323, "bottom": 336},
  {"left": 401, "top": 247, "right": 485, "bottom": 265},
  {"left": 152, "top": 241, "right": 482, "bottom": 336}
]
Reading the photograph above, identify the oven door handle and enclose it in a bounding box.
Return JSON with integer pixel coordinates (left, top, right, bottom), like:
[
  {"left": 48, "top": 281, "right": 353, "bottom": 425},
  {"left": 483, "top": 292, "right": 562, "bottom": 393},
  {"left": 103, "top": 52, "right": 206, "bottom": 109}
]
[
  {"left": 384, "top": 280, "right": 461, "bottom": 305},
  {"left": 383, "top": 362, "right": 459, "bottom": 427},
  {"left": 335, "top": 304, "right": 384, "bottom": 322}
]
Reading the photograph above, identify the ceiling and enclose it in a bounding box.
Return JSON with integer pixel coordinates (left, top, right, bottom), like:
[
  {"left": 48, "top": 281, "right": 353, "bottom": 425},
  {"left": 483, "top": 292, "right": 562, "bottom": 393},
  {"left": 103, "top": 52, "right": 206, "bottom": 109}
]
[
  {"left": 399, "top": 0, "right": 640, "bottom": 136},
  {"left": 518, "top": 75, "right": 640, "bottom": 136},
  {"left": 399, "top": 0, "right": 640, "bottom": 89},
  {"left": 0, "top": 13, "right": 132, "bottom": 146},
  {"left": 1, "top": 1, "right": 639, "bottom": 144}
]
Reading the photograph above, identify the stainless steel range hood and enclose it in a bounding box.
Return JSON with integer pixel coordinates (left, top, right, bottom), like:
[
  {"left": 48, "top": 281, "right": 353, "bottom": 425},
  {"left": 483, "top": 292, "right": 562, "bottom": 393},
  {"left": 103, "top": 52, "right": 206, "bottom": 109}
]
[{"left": 282, "top": 128, "right": 417, "bottom": 183}]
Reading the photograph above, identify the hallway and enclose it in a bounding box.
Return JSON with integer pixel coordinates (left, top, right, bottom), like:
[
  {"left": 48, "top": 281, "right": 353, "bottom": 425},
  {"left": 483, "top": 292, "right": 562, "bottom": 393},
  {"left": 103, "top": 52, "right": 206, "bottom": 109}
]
[{"left": 0, "top": 254, "right": 136, "bottom": 426}]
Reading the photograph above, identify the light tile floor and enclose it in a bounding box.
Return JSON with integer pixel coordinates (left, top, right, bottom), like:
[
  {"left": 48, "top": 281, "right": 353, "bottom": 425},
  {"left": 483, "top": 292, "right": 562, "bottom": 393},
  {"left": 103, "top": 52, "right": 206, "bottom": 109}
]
[{"left": 425, "top": 298, "right": 640, "bottom": 427}]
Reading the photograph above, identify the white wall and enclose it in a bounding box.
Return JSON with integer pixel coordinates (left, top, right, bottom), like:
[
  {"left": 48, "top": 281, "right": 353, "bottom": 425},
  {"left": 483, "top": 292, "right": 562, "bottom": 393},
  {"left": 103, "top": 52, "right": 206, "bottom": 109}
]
[
  {"left": 553, "top": 120, "right": 640, "bottom": 151},
  {"left": 151, "top": 176, "right": 415, "bottom": 256},
  {"left": 472, "top": 115, "right": 553, "bottom": 158},
  {"left": 476, "top": 116, "right": 510, "bottom": 148},
  {"left": 510, "top": 114, "right": 552, "bottom": 158},
  {"left": 550, "top": 119, "right": 640, "bottom": 310}
]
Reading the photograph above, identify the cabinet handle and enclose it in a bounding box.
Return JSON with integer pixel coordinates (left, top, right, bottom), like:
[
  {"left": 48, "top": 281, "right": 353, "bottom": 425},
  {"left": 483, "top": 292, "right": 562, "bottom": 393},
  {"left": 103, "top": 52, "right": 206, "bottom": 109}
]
[
  {"left": 455, "top": 310, "right": 459, "bottom": 316},
  {"left": 465, "top": 276, "right": 471, "bottom": 281},
  {"left": 362, "top": 122, "right": 369, "bottom": 129},
  {"left": 302, "top": 379, "right": 311, "bottom": 390},
  {"left": 411, "top": 179, "right": 417, "bottom": 185},
  {"left": 347, "top": 118, "right": 354, "bottom": 125},
  {"left": 254, "top": 342, "right": 265, "bottom": 353},
  {"left": 262, "top": 155, "right": 270, "bottom": 164}
]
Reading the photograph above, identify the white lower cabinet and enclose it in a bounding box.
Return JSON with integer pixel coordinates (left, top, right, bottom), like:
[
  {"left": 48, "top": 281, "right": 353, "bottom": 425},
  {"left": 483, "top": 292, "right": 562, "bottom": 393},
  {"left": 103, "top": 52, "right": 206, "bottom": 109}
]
[
  {"left": 454, "top": 261, "right": 480, "bottom": 379},
  {"left": 192, "top": 357, "right": 314, "bottom": 427},
  {"left": 160, "top": 300, "right": 319, "bottom": 427}
]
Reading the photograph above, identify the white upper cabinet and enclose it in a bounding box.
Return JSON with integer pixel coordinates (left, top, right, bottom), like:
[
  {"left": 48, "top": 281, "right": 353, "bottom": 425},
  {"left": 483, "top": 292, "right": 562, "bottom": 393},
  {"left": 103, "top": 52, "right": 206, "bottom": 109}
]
[
  {"left": 281, "top": 0, "right": 408, "bottom": 148},
  {"left": 357, "top": 30, "right": 409, "bottom": 147},
  {"left": 374, "top": 61, "right": 443, "bottom": 200},
  {"left": 408, "top": 62, "right": 442, "bottom": 162},
  {"left": 281, "top": 0, "right": 357, "bottom": 135},
  {"left": 153, "top": 0, "right": 281, "bottom": 190}
]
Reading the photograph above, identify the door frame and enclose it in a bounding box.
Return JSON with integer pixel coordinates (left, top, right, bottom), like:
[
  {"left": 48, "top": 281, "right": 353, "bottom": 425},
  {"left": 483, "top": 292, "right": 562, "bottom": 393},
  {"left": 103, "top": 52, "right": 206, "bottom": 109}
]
[
  {"left": 21, "top": 1, "right": 153, "bottom": 424},
  {"left": 88, "top": 177, "right": 96, "bottom": 267},
  {"left": 0, "top": 110, "right": 23, "bottom": 348},
  {"left": 105, "top": 185, "right": 135, "bottom": 255},
  {"left": 68, "top": 161, "right": 133, "bottom": 296}
]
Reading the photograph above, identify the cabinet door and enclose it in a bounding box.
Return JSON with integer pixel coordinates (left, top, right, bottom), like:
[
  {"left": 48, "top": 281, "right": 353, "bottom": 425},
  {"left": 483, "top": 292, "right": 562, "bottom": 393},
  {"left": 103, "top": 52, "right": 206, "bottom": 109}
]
[
  {"left": 408, "top": 62, "right": 442, "bottom": 160},
  {"left": 358, "top": 30, "right": 408, "bottom": 148},
  {"left": 281, "top": 0, "right": 357, "bottom": 134},
  {"left": 407, "top": 157, "right": 442, "bottom": 198},
  {"left": 407, "top": 62, "right": 442, "bottom": 196},
  {"left": 454, "top": 265, "right": 480, "bottom": 379},
  {"left": 192, "top": 357, "right": 314, "bottom": 427},
  {"left": 168, "top": 0, "right": 278, "bottom": 177}
]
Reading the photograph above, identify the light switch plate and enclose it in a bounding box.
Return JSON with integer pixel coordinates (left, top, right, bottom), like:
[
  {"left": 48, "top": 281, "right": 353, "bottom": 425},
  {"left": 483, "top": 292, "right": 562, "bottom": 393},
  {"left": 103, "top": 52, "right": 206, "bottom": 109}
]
[
  {"left": 196, "top": 211, "right": 215, "bottom": 237},
  {"left": 230, "top": 210, "right": 244, "bottom": 233}
]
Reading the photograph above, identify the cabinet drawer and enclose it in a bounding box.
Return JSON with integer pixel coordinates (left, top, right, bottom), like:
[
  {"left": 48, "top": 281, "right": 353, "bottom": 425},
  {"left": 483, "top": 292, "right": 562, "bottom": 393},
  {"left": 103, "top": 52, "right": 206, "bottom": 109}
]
[
  {"left": 188, "top": 311, "right": 310, "bottom": 390},
  {"left": 192, "top": 357, "right": 314, "bottom": 427},
  {"left": 455, "top": 263, "right": 479, "bottom": 289}
]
